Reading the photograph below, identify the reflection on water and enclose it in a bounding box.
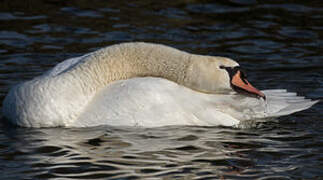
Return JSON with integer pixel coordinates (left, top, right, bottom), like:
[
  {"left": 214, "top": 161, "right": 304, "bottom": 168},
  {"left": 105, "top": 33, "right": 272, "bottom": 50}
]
[
  {"left": 1, "top": 124, "right": 321, "bottom": 179},
  {"left": 0, "top": 0, "right": 322, "bottom": 179}
]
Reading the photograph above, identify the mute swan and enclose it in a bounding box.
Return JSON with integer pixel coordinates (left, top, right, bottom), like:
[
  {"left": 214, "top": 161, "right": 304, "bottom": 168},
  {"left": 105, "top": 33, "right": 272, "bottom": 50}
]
[{"left": 2, "top": 42, "right": 319, "bottom": 127}]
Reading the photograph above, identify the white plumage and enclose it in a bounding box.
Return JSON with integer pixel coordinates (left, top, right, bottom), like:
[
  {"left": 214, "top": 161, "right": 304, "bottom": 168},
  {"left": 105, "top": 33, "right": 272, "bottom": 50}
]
[{"left": 2, "top": 42, "right": 319, "bottom": 127}]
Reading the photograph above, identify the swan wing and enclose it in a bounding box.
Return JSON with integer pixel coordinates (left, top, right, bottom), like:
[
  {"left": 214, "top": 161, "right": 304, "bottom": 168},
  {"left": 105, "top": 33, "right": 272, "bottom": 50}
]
[
  {"left": 75, "top": 77, "right": 240, "bottom": 127},
  {"left": 75, "top": 78, "right": 319, "bottom": 127}
]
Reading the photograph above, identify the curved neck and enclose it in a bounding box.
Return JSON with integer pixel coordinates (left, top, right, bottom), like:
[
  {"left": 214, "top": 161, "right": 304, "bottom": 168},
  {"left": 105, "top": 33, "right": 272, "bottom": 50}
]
[{"left": 64, "top": 43, "right": 194, "bottom": 95}]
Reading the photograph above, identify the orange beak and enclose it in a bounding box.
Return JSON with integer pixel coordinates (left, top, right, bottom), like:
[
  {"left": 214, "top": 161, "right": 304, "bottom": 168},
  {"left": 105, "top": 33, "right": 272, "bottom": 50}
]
[{"left": 231, "top": 71, "right": 266, "bottom": 99}]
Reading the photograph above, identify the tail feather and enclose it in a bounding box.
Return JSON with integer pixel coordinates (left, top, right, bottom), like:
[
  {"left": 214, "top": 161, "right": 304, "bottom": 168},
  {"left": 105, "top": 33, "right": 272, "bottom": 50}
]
[
  {"left": 263, "top": 90, "right": 319, "bottom": 117},
  {"left": 276, "top": 100, "right": 319, "bottom": 116}
]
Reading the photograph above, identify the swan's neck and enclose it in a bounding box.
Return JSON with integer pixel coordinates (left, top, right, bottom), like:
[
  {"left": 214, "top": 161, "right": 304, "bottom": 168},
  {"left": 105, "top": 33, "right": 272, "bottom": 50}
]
[{"left": 64, "top": 43, "right": 193, "bottom": 95}]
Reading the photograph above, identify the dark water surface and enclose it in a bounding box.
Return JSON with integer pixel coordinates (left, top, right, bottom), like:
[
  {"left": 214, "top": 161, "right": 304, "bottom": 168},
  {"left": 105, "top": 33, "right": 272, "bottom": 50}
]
[{"left": 0, "top": 0, "right": 322, "bottom": 179}]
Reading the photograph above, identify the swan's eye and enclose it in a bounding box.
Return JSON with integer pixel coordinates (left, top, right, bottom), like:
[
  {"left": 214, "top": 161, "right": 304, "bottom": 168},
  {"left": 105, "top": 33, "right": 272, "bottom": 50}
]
[{"left": 240, "top": 70, "right": 247, "bottom": 79}]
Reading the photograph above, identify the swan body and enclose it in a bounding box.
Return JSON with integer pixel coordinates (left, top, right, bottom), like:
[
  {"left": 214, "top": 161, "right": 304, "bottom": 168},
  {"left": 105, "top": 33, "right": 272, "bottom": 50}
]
[{"left": 2, "top": 42, "right": 319, "bottom": 127}]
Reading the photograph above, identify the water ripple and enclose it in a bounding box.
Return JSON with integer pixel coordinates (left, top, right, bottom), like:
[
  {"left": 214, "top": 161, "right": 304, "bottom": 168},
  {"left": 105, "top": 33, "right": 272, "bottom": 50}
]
[{"left": 0, "top": 0, "right": 322, "bottom": 179}]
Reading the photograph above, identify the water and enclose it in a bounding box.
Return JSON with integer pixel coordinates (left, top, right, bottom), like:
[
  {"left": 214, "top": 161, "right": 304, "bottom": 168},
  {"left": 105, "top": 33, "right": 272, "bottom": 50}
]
[{"left": 0, "top": 0, "right": 322, "bottom": 179}]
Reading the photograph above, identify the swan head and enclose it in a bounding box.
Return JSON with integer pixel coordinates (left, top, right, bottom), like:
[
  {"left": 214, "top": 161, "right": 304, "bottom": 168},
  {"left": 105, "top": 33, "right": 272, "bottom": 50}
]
[{"left": 184, "top": 56, "right": 265, "bottom": 99}]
